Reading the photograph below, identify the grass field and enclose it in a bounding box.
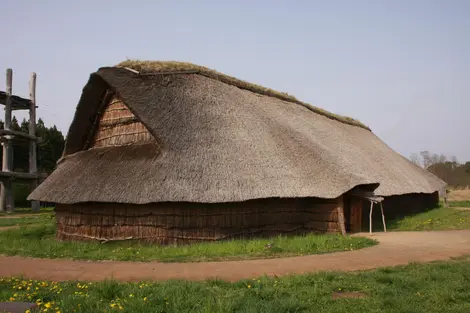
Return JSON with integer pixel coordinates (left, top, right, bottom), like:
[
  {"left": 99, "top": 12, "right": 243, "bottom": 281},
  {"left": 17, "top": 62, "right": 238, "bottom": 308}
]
[
  {"left": 1, "top": 257, "right": 469, "bottom": 313},
  {"left": 448, "top": 200, "right": 470, "bottom": 208},
  {"left": 0, "top": 224, "right": 375, "bottom": 262},
  {"left": 0, "top": 214, "right": 55, "bottom": 227},
  {"left": 0, "top": 207, "right": 54, "bottom": 216},
  {"left": 387, "top": 206, "right": 470, "bottom": 231}
]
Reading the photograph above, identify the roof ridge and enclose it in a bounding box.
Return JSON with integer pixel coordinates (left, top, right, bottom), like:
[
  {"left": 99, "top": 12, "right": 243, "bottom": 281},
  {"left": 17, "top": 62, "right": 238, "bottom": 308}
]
[{"left": 116, "top": 60, "right": 370, "bottom": 131}]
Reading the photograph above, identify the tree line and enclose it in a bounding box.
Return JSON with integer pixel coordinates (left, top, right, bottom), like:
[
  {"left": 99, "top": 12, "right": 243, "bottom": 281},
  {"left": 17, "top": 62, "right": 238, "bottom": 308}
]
[
  {"left": 0, "top": 117, "right": 65, "bottom": 173},
  {"left": 0, "top": 117, "right": 65, "bottom": 206},
  {"left": 410, "top": 151, "right": 470, "bottom": 187}
]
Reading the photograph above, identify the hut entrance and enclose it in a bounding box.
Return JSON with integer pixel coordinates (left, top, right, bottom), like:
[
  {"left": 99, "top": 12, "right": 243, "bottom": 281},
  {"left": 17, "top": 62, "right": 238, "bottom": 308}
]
[{"left": 343, "top": 195, "right": 363, "bottom": 233}]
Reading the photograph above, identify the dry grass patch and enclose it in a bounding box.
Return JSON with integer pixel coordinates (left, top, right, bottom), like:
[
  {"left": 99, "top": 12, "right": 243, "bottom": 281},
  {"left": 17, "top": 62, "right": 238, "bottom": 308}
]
[{"left": 447, "top": 187, "right": 470, "bottom": 202}]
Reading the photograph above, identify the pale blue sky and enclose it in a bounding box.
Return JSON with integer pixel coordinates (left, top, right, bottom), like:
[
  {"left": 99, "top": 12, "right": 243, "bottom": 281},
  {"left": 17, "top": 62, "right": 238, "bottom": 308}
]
[{"left": 2, "top": 0, "right": 469, "bottom": 161}]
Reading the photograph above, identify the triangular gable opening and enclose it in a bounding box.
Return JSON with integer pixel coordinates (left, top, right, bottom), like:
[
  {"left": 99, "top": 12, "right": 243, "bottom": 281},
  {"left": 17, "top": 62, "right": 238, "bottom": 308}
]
[{"left": 87, "top": 92, "right": 155, "bottom": 149}]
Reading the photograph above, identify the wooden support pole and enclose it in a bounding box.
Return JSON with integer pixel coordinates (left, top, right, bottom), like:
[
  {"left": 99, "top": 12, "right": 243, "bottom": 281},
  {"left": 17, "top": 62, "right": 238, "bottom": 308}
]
[
  {"left": 442, "top": 188, "right": 448, "bottom": 208},
  {"left": 369, "top": 201, "right": 374, "bottom": 234},
  {"left": 29, "top": 72, "right": 40, "bottom": 212},
  {"left": 380, "top": 202, "right": 387, "bottom": 232},
  {"left": 336, "top": 196, "right": 347, "bottom": 236},
  {"left": 0, "top": 69, "right": 15, "bottom": 212}
]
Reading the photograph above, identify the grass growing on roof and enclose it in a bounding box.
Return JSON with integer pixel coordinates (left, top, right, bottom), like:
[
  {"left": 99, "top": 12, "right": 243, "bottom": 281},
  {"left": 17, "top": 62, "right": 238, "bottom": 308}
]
[
  {"left": 1, "top": 257, "right": 470, "bottom": 313},
  {"left": 117, "top": 60, "right": 370, "bottom": 130},
  {"left": 0, "top": 223, "right": 375, "bottom": 262}
]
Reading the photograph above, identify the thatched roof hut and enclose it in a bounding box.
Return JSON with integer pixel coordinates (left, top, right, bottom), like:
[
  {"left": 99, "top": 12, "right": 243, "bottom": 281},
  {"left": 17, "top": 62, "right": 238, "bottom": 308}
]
[{"left": 29, "top": 60, "right": 446, "bottom": 243}]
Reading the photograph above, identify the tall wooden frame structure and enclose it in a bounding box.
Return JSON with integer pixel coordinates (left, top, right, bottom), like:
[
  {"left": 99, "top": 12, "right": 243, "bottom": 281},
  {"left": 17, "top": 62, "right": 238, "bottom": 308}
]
[{"left": 0, "top": 69, "right": 41, "bottom": 212}]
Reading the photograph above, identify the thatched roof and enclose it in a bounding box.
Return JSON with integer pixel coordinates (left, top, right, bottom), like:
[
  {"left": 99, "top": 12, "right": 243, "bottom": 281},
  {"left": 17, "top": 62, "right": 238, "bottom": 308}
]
[
  {"left": 117, "top": 60, "right": 370, "bottom": 130},
  {"left": 28, "top": 61, "right": 446, "bottom": 204}
]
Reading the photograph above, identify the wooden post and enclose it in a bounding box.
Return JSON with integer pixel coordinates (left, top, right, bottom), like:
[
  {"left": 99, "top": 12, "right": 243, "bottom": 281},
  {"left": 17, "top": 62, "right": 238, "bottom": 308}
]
[
  {"left": 0, "top": 69, "right": 14, "bottom": 212},
  {"left": 380, "top": 202, "right": 387, "bottom": 232},
  {"left": 336, "top": 196, "right": 347, "bottom": 236},
  {"left": 442, "top": 188, "right": 448, "bottom": 208},
  {"left": 369, "top": 201, "right": 374, "bottom": 234},
  {"left": 29, "top": 72, "right": 40, "bottom": 212}
]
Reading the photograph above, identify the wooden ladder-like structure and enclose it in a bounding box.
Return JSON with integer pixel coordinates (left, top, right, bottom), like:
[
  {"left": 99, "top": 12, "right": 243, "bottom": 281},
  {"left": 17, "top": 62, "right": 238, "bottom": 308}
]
[{"left": 0, "top": 69, "right": 41, "bottom": 212}]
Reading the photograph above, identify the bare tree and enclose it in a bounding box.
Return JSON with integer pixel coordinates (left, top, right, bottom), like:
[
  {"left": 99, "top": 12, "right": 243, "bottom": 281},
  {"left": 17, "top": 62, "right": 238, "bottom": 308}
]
[
  {"left": 438, "top": 154, "right": 447, "bottom": 163},
  {"left": 410, "top": 153, "right": 420, "bottom": 166},
  {"left": 431, "top": 154, "right": 440, "bottom": 166},
  {"left": 451, "top": 156, "right": 458, "bottom": 164},
  {"left": 420, "top": 151, "right": 431, "bottom": 169}
]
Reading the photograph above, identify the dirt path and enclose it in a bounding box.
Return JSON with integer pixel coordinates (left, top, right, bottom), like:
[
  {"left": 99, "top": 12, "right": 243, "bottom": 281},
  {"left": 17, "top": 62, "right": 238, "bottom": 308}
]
[{"left": 0, "top": 230, "right": 468, "bottom": 282}]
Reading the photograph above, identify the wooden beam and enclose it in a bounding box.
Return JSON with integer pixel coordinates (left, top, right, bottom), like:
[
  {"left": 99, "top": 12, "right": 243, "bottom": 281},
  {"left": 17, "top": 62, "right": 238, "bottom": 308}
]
[
  {"left": 369, "top": 201, "right": 374, "bottom": 234},
  {"left": 0, "top": 171, "right": 45, "bottom": 180},
  {"left": 0, "top": 129, "right": 41, "bottom": 141},
  {"left": 0, "top": 69, "right": 14, "bottom": 212},
  {"left": 83, "top": 90, "right": 114, "bottom": 150},
  {"left": 29, "top": 72, "right": 40, "bottom": 212},
  {"left": 0, "top": 91, "right": 32, "bottom": 110},
  {"left": 442, "top": 188, "right": 448, "bottom": 208},
  {"left": 336, "top": 196, "right": 347, "bottom": 236},
  {"left": 380, "top": 202, "right": 387, "bottom": 232}
]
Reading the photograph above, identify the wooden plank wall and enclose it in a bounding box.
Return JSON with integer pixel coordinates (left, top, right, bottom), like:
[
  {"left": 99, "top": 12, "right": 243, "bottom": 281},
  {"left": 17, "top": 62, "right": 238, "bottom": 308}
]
[
  {"left": 378, "top": 191, "right": 440, "bottom": 220},
  {"left": 91, "top": 95, "right": 154, "bottom": 148},
  {"left": 55, "top": 197, "right": 342, "bottom": 245}
]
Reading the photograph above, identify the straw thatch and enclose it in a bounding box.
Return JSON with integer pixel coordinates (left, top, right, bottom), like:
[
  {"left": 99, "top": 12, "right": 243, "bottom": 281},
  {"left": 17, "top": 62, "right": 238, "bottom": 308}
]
[
  {"left": 29, "top": 61, "right": 446, "bottom": 205},
  {"left": 117, "top": 60, "right": 370, "bottom": 130},
  {"left": 55, "top": 197, "right": 342, "bottom": 244}
]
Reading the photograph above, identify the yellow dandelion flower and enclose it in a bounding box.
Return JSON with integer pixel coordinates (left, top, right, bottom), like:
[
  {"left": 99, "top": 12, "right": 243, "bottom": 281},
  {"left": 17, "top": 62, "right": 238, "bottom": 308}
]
[
  {"left": 143, "top": 297, "right": 148, "bottom": 301},
  {"left": 25, "top": 310, "right": 31, "bottom": 313},
  {"left": 247, "top": 285, "right": 251, "bottom": 288},
  {"left": 44, "top": 303, "right": 52, "bottom": 309},
  {"left": 9, "top": 297, "right": 15, "bottom": 301}
]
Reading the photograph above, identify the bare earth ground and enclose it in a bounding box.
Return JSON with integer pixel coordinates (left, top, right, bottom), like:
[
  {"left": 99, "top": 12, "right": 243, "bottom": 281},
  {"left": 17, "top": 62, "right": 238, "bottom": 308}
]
[{"left": 0, "top": 230, "right": 468, "bottom": 282}]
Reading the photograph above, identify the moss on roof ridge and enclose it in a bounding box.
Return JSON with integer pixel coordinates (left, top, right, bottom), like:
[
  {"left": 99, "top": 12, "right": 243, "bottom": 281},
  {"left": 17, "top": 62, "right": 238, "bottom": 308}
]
[{"left": 117, "top": 60, "right": 370, "bottom": 130}]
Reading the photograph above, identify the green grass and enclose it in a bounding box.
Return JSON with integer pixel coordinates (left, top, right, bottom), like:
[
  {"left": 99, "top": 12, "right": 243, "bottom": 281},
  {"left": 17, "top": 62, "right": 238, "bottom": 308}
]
[
  {"left": 0, "top": 214, "right": 55, "bottom": 227},
  {"left": 448, "top": 200, "right": 470, "bottom": 208},
  {"left": 1, "top": 257, "right": 469, "bottom": 313},
  {"left": 0, "top": 207, "right": 54, "bottom": 216},
  {"left": 387, "top": 206, "right": 470, "bottom": 231},
  {"left": 0, "top": 224, "right": 375, "bottom": 262}
]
